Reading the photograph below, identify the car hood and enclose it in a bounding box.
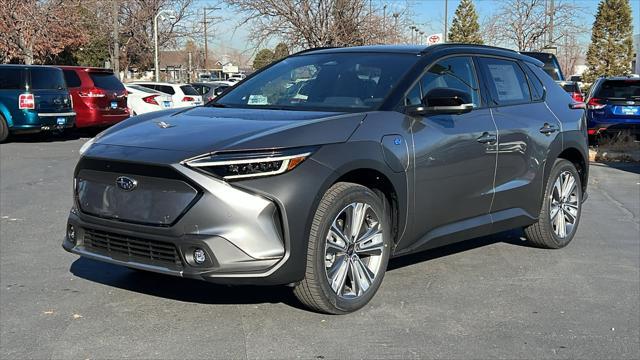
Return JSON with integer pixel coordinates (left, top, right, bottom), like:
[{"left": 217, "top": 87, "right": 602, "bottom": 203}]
[{"left": 89, "top": 106, "right": 365, "bottom": 160}]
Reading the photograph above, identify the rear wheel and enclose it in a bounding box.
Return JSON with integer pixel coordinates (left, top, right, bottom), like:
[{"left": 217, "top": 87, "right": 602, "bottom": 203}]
[
  {"left": 294, "top": 182, "right": 391, "bottom": 314},
  {"left": 0, "top": 114, "right": 9, "bottom": 143},
  {"left": 524, "top": 159, "right": 582, "bottom": 249}
]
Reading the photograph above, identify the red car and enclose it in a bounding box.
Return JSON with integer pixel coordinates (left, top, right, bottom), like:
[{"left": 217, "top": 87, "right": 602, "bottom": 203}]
[{"left": 58, "top": 66, "right": 129, "bottom": 128}]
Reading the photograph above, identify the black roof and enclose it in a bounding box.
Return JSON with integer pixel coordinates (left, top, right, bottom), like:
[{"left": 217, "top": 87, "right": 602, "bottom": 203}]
[
  {"left": 0, "top": 64, "right": 62, "bottom": 70},
  {"left": 297, "top": 44, "right": 542, "bottom": 66}
]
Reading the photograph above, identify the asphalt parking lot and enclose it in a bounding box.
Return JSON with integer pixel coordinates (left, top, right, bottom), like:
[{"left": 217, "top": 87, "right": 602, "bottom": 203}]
[{"left": 1, "top": 133, "right": 639, "bottom": 359}]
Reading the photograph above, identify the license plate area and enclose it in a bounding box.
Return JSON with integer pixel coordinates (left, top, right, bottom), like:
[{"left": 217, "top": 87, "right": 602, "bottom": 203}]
[
  {"left": 614, "top": 106, "right": 639, "bottom": 116},
  {"left": 57, "top": 117, "right": 66, "bottom": 125},
  {"left": 110, "top": 101, "right": 118, "bottom": 109}
]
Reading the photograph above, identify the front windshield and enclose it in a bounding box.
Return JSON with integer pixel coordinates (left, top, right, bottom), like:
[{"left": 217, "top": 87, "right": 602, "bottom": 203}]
[{"left": 214, "top": 52, "right": 419, "bottom": 111}]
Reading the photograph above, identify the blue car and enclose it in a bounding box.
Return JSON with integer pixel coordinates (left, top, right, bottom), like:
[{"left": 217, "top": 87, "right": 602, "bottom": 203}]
[
  {"left": 0, "top": 65, "right": 76, "bottom": 142},
  {"left": 586, "top": 76, "right": 640, "bottom": 140}
]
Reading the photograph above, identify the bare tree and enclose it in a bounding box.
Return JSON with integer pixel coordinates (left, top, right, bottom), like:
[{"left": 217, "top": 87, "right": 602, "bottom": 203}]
[
  {"left": 556, "top": 31, "right": 585, "bottom": 77},
  {"left": 117, "top": 0, "right": 196, "bottom": 74},
  {"left": 0, "top": 0, "right": 87, "bottom": 64},
  {"left": 222, "top": 0, "right": 413, "bottom": 50},
  {"left": 485, "top": 0, "right": 585, "bottom": 51}
]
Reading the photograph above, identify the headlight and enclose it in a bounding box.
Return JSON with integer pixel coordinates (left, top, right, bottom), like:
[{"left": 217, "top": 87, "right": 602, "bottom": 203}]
[
  {"left": 79, "top": 137, "right": 96, "bottom": 155},
  {"left": 184, "top": 147, "right": 316, "bottom": 180}
]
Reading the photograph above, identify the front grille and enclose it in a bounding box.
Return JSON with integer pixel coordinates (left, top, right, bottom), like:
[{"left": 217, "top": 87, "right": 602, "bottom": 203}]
[{"left": 84, "top": 228, "right": 182, "bottom": 267}]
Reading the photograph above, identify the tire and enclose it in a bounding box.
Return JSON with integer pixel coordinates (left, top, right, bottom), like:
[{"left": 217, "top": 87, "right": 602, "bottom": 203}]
[
  {"left": 524, "top": 159, "right": 582, "bottom": 249},
  {"left": 0, "top": 114, "right": 9, "bottom": 143},
  {"left": 294, "top": 182, "right": 391, "bottom": 314}
]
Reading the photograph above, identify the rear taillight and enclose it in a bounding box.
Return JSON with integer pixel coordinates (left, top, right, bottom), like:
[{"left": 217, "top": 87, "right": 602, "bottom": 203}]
[
  {"left": 143, "top": 95, "right": 159, "bottom": 105},
  {"left": 570, "top": 92, "right": 584, "bottom": 102},
  {"left": 78, "top": 88, "right": 106, "bottom": 98},
  {"left": 18, "top": 93, "right": 35, "bottom": 109},
  {"left": 588, "top": 128, "right": 608, "bottom": 135},
  {"left": 587, "top": 97, "right": 605, "bottom": 110},
  {"left": 207, "top": 96, "right": 214, "bottom": 101},
  {"left": 182, "top": 96, "right": 194, "bottom": 102}
]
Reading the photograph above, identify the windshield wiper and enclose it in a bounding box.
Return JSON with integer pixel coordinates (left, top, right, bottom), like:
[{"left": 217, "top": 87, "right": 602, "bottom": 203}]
[{"left": 207, "top": 102, "right": 227, "bottom": 108}]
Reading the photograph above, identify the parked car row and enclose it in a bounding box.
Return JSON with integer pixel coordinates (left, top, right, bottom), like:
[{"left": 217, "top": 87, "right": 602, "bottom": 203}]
[{"left": 0, "top": 63, "right": 237, "bottom": 142}]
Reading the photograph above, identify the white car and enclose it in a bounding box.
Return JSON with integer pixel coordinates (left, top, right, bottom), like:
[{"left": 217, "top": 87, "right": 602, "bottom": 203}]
[
  {"left": 124, "top": 84, "right": 173, "bottom": 115},
  {"left": 131, "top": 82, "right": 203, "bottom": 108}
]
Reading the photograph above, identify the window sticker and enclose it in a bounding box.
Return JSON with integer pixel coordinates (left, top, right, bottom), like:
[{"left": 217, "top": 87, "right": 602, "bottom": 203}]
[
  {"left": 247, "top": 95, "right": 268, "bottom": 105},
  {"left": 487, "top": 64, "right": 524, "bottom": 101}
]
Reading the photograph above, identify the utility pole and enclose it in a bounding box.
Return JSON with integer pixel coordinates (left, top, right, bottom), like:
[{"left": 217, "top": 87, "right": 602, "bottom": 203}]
[
  {"left": 548, "top": 0, "right": 555, "bottom": 45},
  {"left": 203, "top": 7, "right": 221, "bottom": 73},
  {"left": 112, "top": 0, "right": 120, "bottom": 78},
  {"left": 444, "top": 0, "right": 448, "bottom": 42},
  {"left": 392, "top": 13, "right": 399, "bottom": 44}
]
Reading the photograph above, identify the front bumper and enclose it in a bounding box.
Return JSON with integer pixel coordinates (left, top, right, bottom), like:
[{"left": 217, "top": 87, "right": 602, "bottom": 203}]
[{"left": 63, "top": 161, "right": 291, "bottom": 285}]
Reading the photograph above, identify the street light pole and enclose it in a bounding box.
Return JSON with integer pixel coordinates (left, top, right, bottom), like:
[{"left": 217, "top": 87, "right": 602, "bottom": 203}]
[
  {"left": 154, "top": 10, "right": 174, "bottom": 82},
  {"left": 444, "top": 0, "right": 448, "bottom": 42},
  {"left": 383, "top": 4, "right": 387, "bottom": 43}
]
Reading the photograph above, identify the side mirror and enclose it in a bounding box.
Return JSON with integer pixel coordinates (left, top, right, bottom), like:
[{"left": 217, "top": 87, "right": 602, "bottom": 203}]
[{"left": 407, "top": 88, "right": 474, "bottom": 116}]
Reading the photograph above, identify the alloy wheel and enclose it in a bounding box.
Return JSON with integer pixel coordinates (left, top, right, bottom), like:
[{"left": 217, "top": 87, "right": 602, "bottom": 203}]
[
  {"left": 549, "top": 171, "right": 580, "bottom": 239},
  {"left": 324, "top": 202, "right": 385, "bottom": 299}
]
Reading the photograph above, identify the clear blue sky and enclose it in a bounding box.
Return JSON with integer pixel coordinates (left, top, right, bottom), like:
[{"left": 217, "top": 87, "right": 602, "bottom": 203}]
[{"left": 194, "top": 0, "right": 640, "bottom": 54}]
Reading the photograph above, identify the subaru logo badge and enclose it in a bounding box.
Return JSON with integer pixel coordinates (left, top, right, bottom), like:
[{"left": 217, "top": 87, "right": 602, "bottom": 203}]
[
  {"left": 115, "top": 176, "right": 138, "bottom": 191},
  {"left": 157, "top": 121, "right": 174, "bottom": 129}
]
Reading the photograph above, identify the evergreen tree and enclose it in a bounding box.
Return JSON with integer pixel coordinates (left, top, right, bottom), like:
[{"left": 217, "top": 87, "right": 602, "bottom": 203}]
[
  {"left": 448, "top": 0, "right": 483, "bottom": 44},
  {"left": 273, "top": 43, "right": 290, "bottom": 60},
  {"left": 253, "top": 49, "right": 275, "bottom": 70},
  {"left": 584, "top": 0, "right": 634, "bottom": 83}
]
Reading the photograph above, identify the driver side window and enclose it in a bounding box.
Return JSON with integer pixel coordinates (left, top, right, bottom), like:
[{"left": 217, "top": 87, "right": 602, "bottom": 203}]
[{"left": 405, "top": 56, "right": 481, "bottom": 107}]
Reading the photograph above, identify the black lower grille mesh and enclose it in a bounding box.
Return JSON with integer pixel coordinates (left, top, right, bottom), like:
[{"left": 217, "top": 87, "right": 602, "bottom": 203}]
[{"left": 84, "top": 228, "right": 182, "bottom": 267}]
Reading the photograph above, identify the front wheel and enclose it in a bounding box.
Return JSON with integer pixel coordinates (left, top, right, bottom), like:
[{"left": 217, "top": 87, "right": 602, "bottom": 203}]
[
  {"left": 524, "top": 159, "right": 583, "bottom": 249},
  {"left": 294, "top": 182, "right": 391, "bottom": 314}
]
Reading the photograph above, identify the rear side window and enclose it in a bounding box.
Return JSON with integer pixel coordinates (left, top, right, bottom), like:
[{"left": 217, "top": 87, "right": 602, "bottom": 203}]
[
  {"left": 560, "top": 83, "right": 578, "bottom": 93},
  {"left": 180, "top": 85, "right": 199, "bottom": 96},
  {"left": 158, "top": 85, "right": 175, "bottom": 95},
  {"left": 30, "top": 68, "right": 66, "bottom": 90},
  {"left": 89, "top": 72, "right": 124, "bottom": 90},
  {"left": 0, "top": 68, "right": 26, "bottom": 90},
  {"left": 595, "top": 80, "right": 640, "bottom": 100},
  {"left": 522, "top": 64, "right": 545, "bottom": 101},
  {"left": 63, "top": 70, "right": 82, "bottom": 88},
  {"left": 478, "top": 57, "right": 531, "bottom": 106},
  {"left": 521, "top": 52, "right": 563, "bottom": 81}
]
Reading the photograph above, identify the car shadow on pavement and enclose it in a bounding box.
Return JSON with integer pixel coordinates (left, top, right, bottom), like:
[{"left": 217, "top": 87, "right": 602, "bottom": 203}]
[
  {"left": 595, "top": 162, "right": 640, "bottom": 175},
  {"left": 387, "top": 228, "right": 529, "bottom": 271},
  {"left": 6, "top": 130, "right": 85, "bottom": 143},
  {"left": 69, "top": 257, "right": 304, "bottom": 309},
  {"left": 70, "top": 229, "right": 529, "bottom": 309}
]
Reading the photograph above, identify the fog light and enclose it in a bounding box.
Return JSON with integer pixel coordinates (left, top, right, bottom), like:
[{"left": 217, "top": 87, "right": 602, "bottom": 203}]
[
  {"left": 67, "top": 225, "right": 76, "bottom": 243},
  {"left": 193, "top": 248, "right": 206, "bottom": 264}
]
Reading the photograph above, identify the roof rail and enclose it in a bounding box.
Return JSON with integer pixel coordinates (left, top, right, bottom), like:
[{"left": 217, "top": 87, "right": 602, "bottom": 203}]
[
  {"left": 292, "top": 46, "right": 341, "bottom": 55},
  {"left": 420, "top": 43, "right": 517, "bottom": 55}
]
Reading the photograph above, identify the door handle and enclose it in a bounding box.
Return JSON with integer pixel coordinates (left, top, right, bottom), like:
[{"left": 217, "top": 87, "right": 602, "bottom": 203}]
[
  {"left": 476, "top": 132, "right": 497, "bottom": 144},
  {"left": 539, "top": 123, "right": 558, "bottom": 135}
]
